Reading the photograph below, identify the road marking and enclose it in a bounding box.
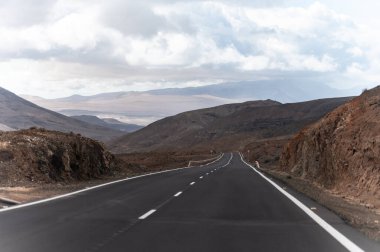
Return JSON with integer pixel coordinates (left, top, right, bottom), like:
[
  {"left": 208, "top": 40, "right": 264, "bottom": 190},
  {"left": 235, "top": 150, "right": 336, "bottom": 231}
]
[
  {"left": 174, "top": 191, "right": 182, "bottom": 197},
  {"left": 139, "top": 209, "right": 156, "bottom": 220},
  {"left": 222, "top": 153, "right": 233, "bottom": 168},
  {"left": 0, "top": 154, "right": 226, "bottom": 213},
  {"left": 206, "top": 173, "right": 209, "bottom": 175},
  {"left": 239, "top": 153, "right": 364, "bottom": 252},
  {"left": 190, "top": 182, "right": 195, "bottom": 185},
  {"left": 200, "top": 176, "right": 203, "bottom": 179}
]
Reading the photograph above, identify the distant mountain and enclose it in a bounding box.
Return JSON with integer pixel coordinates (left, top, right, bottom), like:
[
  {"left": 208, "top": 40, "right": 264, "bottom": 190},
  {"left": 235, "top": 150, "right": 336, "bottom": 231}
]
[
  {"left": 110, "top": 97, "right": 352, "bottom": 153},
  {"left": 71, "top": 115, "right": 143, "bottom": 132},
  {"left": 22, "top": 80, "right": 358, "bottom": 126},
  {"left": 0, "top": 87, "right": 124, "bottom": 142},
  {"left": 147, "top": 80, "right": 356, "bottom": 102},
  {"left": 23, "top": 93, "right": 237, "bottom": 126}
]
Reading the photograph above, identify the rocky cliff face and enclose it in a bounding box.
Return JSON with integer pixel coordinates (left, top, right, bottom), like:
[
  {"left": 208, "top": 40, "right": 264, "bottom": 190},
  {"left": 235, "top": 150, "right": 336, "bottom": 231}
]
[
  {"left": 281, "top": 86, "right": 380, "bottom": 206},
  {"left": 0, "top": 128, "right": 116, "bottom": 186}
]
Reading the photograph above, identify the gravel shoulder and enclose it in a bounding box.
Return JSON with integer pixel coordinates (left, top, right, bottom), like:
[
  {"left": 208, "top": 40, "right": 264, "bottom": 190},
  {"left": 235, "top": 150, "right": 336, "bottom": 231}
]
[{"left": 260, "top": 168, "right": 380, "bottom": 241}]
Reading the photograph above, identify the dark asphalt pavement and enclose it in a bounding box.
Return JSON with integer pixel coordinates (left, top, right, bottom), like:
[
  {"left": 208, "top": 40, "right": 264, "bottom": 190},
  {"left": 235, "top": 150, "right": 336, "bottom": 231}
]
[{"left": 0, "top": 153, "right": 379, "bottom": 252}]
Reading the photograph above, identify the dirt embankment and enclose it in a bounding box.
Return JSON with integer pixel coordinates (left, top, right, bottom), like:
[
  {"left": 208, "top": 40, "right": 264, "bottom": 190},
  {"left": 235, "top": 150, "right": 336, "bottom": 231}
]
[
  {"left": 281, "top": 87, "right": 380, "bottom": 209},
  {"left": 241, "top": 136, "right": 291, "bottom": 169},
  {"left": 116, "top": 151, "right": 218, "bottom": 173},
  {"left": 0, "top": 128, "right": 117, "bottom": 186}
]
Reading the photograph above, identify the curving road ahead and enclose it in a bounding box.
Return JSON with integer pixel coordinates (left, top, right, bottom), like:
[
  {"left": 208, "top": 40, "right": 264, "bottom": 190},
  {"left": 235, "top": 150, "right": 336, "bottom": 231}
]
[{"left": 0, "top": 153, "right": 379, "bottom": 252}]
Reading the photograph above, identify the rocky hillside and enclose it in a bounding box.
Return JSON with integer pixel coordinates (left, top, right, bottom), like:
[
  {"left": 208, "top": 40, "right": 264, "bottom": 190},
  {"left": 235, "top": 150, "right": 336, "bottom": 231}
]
[
  {"left": 111, "top": 97, "right": 351, "bottom": 153},
  {"left": 281, "top": 86, "right": 380, "bottom": 208},
  {"left": 0, "top": 87, "right": 124, "bottom": 142},
  {"left": 0, "top": 128, "right": 116, "bottom": 186}
]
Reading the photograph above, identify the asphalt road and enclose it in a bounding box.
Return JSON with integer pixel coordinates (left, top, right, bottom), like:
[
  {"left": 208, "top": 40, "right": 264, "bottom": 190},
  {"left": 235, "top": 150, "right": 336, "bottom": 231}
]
[{"left": 0, "top": 153, "right": 379, "bottom": 252}]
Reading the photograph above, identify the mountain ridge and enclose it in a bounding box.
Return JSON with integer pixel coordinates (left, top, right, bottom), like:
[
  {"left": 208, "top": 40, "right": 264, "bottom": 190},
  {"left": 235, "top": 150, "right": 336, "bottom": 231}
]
[
  {"left": 110, "top": 97, "right": 352, "bottom": 153},
  {"left": 0, "top": 87, "right": 124, "bottom": 142}
]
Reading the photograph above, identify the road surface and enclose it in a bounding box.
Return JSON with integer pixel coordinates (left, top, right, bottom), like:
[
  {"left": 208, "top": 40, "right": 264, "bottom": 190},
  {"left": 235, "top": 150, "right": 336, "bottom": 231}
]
[{"left": 0, "top": 153, "right": 379, "bottom": 251}]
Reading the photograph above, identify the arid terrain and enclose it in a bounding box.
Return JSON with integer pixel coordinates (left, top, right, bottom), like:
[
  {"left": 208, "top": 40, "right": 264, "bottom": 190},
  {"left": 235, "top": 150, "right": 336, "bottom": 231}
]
[
  {"left": 250, "top": 86, "right": 380, "bottom": 240},
  {"left": 0, "top": 128, "right": 217, "bottom": 204},
  {"left": 280, "top": 87, "right": 380, "bottom": 209},
  {"left": 1, "top": 86, "right": 380, "bottom": 242},
  {"left": 0, "top": 128, "right": 116, "bottom": 187},
  {"left": 111, "top": 97, "right": 350, "bottom": 153}
]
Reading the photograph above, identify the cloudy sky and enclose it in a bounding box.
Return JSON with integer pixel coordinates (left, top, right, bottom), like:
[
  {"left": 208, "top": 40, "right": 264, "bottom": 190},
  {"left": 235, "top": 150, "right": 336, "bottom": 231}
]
[{"left": 0, "top": 0, "right": 379, "bottom": 98}]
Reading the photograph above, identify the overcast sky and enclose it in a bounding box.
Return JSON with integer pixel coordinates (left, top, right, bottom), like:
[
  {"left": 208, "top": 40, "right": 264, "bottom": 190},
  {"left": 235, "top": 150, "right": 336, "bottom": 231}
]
[{"left": 0, "top": 0, "right": 379, "bottom": 98}]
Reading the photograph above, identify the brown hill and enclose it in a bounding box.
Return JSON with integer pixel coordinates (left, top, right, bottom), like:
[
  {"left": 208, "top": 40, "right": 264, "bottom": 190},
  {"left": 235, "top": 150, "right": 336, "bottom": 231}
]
[
  {"left": 0, "top": 87, "right": 124, "bottom": 142},
  {"left": 280, "top": 86, "right": 380, "bottom": 208},
  {"left": 111, "top": 97, "right": 351, "bottom": 153},
  {"left": 0, "top": 128, "right": 116, "bottom": 186}
]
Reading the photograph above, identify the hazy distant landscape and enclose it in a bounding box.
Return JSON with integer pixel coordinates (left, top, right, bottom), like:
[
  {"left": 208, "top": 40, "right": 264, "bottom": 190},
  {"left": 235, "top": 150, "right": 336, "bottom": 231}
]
[{"left": 22, "top": 80, "right": 358, "bottom": 125}]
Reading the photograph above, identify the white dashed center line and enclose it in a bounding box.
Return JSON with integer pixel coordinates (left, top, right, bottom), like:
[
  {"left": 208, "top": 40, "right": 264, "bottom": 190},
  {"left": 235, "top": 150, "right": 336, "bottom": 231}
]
[
  {"left": 200, "top": 176, "right": 203, "bottom": 179},
  {"left": 174, "top": 191, "right": 182, "bottom": 197},
  {"left": 139, "top": 209, "right": 156, "bottom": 220},
  {"left": 190, "top": 182, "right": 195, "bottom": 185}
]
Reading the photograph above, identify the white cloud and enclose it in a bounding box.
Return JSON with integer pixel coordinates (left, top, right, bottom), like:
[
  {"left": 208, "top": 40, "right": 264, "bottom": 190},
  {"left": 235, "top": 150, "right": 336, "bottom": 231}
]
[
  {"left": 124, "top": 32, "right": 197, "bottom": 67},
  {"left": 0, "top": 0, "right": 378, "bottom": 97},
  {"left": 347, "top": 47, "right": 363, "bottom": 57}
]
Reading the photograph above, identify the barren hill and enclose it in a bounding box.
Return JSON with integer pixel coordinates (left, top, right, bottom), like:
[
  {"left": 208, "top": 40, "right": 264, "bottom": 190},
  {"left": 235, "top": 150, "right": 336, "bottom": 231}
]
[
  {"left": 280, "top": 86, "right": 380, "bottom": 208},
  {"left": 111, "top": 97, "right": 351, "bottom": 153},
  {"left": 0, "top": 87, "right": 124, "bottom": 142}
]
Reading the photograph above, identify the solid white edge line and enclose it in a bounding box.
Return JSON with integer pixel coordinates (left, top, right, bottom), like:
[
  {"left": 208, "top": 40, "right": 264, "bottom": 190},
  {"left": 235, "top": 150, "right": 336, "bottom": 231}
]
[
  {"left": 174, "top": 191, "right": 182, "bottom": 197},
  {"left": 139, "top": 209, "right": 156, "bottom": 220},
  {"left": 0, "top": 153, "right": 226, "bottom": 214},
  {"left": 238, "top": 152, "right": 364, "bottom": 252}
]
